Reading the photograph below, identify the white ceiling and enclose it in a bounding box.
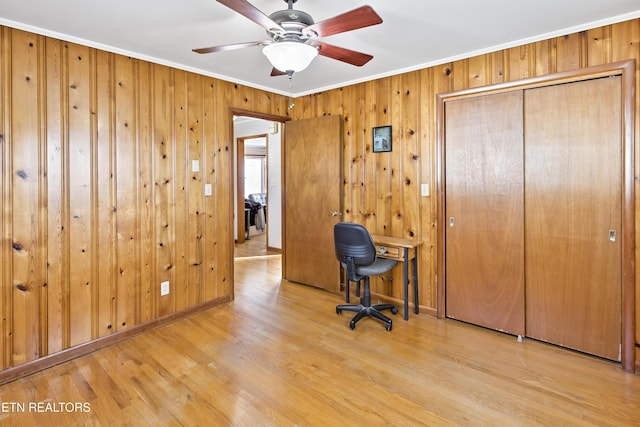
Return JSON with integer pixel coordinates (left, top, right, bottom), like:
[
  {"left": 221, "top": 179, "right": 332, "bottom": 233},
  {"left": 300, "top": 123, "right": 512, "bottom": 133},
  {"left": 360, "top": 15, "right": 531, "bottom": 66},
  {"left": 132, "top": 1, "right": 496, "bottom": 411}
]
[{"left": 1, "top": 0, "right": 639, "bottom": 97}]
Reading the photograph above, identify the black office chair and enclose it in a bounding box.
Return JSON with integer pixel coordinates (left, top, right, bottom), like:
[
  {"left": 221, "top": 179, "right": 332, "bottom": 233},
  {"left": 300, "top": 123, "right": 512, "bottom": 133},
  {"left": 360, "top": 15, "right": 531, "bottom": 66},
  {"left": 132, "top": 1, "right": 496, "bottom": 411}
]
[{"left": 334, "top": 222, "right": 398, "bottom": 331}]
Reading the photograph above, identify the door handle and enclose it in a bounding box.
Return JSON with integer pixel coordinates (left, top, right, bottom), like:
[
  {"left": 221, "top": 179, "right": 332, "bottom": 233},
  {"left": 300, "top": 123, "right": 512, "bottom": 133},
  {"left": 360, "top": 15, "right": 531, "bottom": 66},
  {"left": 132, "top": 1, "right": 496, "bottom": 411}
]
[{"left": 330, "top": 211, "right": 342, "bottom": 217}]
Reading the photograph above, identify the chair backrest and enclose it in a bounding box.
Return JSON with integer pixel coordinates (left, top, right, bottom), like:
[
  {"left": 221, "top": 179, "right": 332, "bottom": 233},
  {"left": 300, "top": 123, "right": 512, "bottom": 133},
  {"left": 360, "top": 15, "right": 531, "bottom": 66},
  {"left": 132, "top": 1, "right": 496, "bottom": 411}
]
[
  {"left": 248, "top": 193, "right": 266, "bottom": 205},
  {"left": 334, "top": 222, "right": 377, "bottom": 268}
]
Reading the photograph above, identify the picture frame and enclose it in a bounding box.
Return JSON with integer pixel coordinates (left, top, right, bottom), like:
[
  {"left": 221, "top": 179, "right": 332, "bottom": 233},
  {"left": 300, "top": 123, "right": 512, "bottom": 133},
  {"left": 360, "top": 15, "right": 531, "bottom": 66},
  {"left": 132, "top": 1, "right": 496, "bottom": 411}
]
[{"left": 372, "top": 125, "right": 392, "bottom": 153}]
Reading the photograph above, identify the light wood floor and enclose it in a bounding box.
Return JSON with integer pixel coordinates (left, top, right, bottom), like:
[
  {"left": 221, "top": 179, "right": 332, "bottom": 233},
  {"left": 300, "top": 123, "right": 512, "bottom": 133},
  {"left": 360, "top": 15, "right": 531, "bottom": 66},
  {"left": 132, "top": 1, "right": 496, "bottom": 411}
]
[
  {"left": 1, "top": 255, "right": 639, "bottom": 426},
  {"left": 235, "top": 228, "right": 280, "bottom": 258}
]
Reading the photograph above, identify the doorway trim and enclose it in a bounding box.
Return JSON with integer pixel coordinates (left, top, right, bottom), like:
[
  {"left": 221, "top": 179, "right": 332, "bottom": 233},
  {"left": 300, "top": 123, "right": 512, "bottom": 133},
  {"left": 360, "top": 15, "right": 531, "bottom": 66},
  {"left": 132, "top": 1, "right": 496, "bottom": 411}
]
[
  {"left": 228, "top": 108, "right": 289, "bottom": 296},
  {"left": 436, "top": 60, "right": 636, "bottom": 372}
]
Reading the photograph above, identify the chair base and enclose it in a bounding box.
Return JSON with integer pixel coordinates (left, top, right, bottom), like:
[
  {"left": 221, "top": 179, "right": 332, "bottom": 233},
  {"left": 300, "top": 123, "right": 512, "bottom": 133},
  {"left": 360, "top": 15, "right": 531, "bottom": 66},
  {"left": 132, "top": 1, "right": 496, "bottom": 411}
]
[{"left": 336, "top": 302, "right": 398, "bottom": 331}]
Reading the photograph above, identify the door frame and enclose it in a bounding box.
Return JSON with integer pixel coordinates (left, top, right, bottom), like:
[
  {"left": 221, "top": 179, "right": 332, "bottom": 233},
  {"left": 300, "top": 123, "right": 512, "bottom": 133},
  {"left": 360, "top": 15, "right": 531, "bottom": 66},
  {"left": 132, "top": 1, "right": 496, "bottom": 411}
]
[
  {"left": 228, "top": 108, "right": 289, "bottom": 297},
  {"left": 436, "top": 60, "right": 636, "bottom": 372},
  {"left": 236, "top": 133, "right": 267, "bottom": 245}
]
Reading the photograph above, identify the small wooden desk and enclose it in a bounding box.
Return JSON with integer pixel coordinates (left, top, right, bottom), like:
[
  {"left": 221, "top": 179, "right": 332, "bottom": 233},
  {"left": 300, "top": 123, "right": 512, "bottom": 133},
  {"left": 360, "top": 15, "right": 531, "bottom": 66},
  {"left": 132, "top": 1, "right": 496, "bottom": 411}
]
[{"left": 370, "top": 234, "right": 423, "bottom": 320}]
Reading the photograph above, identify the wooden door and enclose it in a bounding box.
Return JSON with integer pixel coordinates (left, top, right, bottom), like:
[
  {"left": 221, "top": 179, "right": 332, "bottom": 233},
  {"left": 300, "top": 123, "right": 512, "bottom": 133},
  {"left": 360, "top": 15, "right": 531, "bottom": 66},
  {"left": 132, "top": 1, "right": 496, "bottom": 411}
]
[
  {"left": 524, "top": 77, "right": 622, "bottom": 361},
  {"left": 283, "top": 115, "right": 342, "bottom": 292},
  {"left": 445, "top": 91, "right": 525, "bottom": 335}
]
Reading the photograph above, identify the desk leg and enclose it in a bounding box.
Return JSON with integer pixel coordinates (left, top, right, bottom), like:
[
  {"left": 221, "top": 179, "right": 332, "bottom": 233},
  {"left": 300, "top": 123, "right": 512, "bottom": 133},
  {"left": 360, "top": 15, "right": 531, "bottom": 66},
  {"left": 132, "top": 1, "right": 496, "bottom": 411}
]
[
  {"left": 403, "top": 247, "right": 409, "bottom": 321},
  {"left": 413, "top": 254, "right": 419, "bottom": 314}
]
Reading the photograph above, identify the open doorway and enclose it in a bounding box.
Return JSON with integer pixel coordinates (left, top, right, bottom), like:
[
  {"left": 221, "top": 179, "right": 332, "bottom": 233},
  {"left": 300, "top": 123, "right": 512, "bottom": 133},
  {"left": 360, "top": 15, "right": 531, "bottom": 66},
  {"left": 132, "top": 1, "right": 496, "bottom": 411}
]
[{"left": 233, "top": 115, "right": 282, "bottom": 258}]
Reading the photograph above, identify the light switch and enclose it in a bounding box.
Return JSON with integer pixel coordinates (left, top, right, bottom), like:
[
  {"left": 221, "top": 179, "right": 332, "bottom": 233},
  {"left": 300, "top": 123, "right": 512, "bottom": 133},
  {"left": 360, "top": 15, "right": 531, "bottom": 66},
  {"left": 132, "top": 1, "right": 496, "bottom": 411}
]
[
  {"left": 160, "top": 281, "right": 170, "bottom": 296},
  {"left": 421, "top": 183, "right": 430, "bottom": 197},
  {"left": 204, "top": 183, "right": 212, "bottom": 196},
  {"left": 192, "top": 160, "right": 200, "bottom": 172}
]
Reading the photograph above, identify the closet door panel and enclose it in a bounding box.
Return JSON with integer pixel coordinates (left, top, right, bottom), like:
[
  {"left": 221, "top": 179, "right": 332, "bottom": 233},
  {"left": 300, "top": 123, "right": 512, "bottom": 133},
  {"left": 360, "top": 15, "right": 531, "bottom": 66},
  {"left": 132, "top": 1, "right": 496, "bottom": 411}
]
[
  {"left": 524, "top": 77, "right": 622, "bottom": 361},
  {"left": 445, "top": 91, "right": 525, "bottom": 335}
]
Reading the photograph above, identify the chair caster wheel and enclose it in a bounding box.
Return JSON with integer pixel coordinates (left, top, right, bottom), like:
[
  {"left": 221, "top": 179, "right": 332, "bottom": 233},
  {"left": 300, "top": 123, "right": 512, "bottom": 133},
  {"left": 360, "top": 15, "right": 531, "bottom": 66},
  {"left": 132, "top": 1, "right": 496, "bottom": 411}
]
[
  {"left": 349, "top": 321, "right": 356, "bottom": 330},
  {"left": 391, "top": 307, "right": 398, "bottom": 315},
  {"left": 385, "top": 323, "right": 392, "bottom": 332},
  {"left": 336, "top": 308, "right": 342, "bottom": 315}
]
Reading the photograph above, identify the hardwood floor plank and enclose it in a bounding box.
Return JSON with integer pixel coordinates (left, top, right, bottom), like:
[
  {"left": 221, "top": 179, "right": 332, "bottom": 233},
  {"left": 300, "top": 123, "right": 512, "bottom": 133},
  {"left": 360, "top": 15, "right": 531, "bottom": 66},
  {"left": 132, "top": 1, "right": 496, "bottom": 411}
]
[{"left": 0, "top": 254, "right": 639, "bottom": 426}]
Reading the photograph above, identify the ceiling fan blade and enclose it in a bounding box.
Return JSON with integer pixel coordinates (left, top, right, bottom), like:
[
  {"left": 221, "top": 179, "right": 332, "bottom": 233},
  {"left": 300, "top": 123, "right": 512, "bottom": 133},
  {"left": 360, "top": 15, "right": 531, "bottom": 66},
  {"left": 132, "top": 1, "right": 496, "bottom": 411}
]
[
  {"left": 314, "top": 41, "right": 373, "bottom": 67},
  {"left": 270, "top": 68, "right": 288, "bottom": 77},
  {"left": 304, "top": 5, "right": 382, "bottom": 38},
  {"left": 217, "top": 0, "right": 284, "bottom": 33},
  {"left": 193, "top": 41, "right": 264, "bottom": 54}
]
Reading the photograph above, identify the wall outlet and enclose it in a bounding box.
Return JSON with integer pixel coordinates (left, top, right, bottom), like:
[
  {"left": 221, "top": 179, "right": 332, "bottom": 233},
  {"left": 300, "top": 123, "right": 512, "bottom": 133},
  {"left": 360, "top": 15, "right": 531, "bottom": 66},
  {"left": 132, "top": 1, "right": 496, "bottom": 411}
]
[
  {"left": 160, "top": 281, "right": 170, "bottom": 296},
  {"left": 204, "top": 183, "right": 212, "bottom": 196},
  {"left": 192, "top": 160, "right": 200, "bottom": 172}
]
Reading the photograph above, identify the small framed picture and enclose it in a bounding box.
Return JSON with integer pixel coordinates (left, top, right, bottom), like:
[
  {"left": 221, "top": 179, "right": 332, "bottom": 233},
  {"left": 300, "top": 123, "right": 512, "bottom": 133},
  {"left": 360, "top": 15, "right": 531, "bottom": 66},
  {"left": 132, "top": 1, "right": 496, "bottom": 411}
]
[{"left": 372, "top": 126, "right": 392, "bottom": 153}]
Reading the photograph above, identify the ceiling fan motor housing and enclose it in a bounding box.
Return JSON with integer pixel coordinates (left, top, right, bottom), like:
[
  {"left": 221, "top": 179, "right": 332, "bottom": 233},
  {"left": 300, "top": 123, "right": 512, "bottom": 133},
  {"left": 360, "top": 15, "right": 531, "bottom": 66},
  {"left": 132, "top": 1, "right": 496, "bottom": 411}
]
[{"left": 268, "top": 9, "right": 315, "bottom": 42}]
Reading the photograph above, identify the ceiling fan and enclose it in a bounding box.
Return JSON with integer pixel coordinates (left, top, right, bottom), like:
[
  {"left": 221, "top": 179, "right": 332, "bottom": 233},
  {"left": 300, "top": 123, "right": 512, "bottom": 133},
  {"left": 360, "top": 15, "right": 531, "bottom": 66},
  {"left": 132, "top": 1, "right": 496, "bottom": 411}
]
[{"left": 193, "top": 0, "right": 383, "bottom": 77}]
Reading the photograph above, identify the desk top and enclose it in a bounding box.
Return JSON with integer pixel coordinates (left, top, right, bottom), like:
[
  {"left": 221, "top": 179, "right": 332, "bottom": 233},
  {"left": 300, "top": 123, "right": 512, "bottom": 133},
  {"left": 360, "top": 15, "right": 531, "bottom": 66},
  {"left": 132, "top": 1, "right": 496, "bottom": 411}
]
[{"left": 370, "top": 234, "right": 423, "bottom": 249}]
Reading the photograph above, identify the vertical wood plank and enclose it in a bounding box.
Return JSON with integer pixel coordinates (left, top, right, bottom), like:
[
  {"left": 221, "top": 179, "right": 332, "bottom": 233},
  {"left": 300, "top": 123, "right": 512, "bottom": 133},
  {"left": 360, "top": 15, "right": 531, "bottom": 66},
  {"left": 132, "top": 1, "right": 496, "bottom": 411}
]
[
  {"left": 187, "top": 73, "right": 204, "bottom": 307},
  {"left": 362, "top": 81, "right": 376, "bottom": 230},
  {"left": 114, "top": 55, "right": 138, "bottom": 332},
  {"left": 95, "top": 50, "right": 115, "bottom": 338},
  {"left": 401, "top": 72, "right": 419, "bottom": 241},
  {"left": 354, "top": 84, "right": 367, "bottom": 226},
  {"left": 342, "top": 85, "right": 355, "bottom": 223},
  {"left": 556, "top": 32, "right": 583, "bottom": 72},
  {"left": 587, "top": 26, "right": 612, "bottom": 66},
  {"left": 10, "top": 29, "right": 41, "bottom": 365},
  {"left": 468, "top": 55, "right": 488, "bottom": 89},
  {"left": 506, "top": 45, "right": 532, "bottom": 81},
  {"left": 0, "top": 25, "right": 7, "bottom": 369},
  {"left": 154, "top": 64, "right": 175, "bottom": 317},
  {"left": 214, "top": 80, "right": 228, "bottom": 299},
  {"left": 534, "top": 40, "right": 555, "bottom": 77},
  {"left": 386, "top": 75, "right": 404, "bottom": 300},
  {"left": 44, "top": 37, "right": 64, "bottom": 354},
  {"left": 36, "top": 26, "right": 48, "bottom": 361},
  {"left": 390, "top": 74, "right": 404, "bottom": 240},
  {"left": 215, "top": 80, "right": 234, "bottom": 300},
  {"left": 137, "top": 60, "right": 154, "bottom": 323},
  {"left": 450, "top": 59, "right": 467, "bottom": 91},
  {"left": 419, "top": 68, "right": 435, "bottom": 310},
  {"left": 203, "top": 78, "right": 218, "bottom": 301},
  {"left": 174, "top": 70, "right": 189, "bottom": 312},
  {"left": 67, "top": 42, "right": 93, "bottom": 347},
  {"left": 490, "top": 51, "right": 505, "bottom": 85}
]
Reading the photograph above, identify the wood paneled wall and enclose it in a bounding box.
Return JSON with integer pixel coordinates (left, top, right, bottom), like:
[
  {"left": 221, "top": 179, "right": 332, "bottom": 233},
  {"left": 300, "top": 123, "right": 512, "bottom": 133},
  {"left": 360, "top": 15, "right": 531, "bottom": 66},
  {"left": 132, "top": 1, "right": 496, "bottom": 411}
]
[
  {"left": 289, "top": 19, "right": 640, "bottom": 339},
  {"left": 0, "top": 27, "right": 288, "bottom": 373},
  {"left": 1, "top": 17, "right": 639, "bottom": 377}
]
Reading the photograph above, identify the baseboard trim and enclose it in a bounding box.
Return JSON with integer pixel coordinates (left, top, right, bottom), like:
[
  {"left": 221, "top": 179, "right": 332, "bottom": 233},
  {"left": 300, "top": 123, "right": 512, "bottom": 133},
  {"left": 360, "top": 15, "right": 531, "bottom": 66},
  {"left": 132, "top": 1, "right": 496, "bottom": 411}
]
[{"left": 0, "top": 296, "right": 231, "bottom": 385}]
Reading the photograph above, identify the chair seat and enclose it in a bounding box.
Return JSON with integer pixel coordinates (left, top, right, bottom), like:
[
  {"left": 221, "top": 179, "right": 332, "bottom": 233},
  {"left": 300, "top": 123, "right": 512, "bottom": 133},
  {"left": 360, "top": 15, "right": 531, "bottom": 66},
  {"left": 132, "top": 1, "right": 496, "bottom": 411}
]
[{"left": 356, "top": 258, "right": 398, "bottom": 276}]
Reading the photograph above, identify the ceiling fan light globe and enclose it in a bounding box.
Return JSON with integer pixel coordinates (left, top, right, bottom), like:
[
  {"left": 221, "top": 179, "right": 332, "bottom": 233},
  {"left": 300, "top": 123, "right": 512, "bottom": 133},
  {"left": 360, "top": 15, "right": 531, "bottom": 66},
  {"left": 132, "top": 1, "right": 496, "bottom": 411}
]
[{"left": 262, "top": 42, "right": 318, "bottom": 73}]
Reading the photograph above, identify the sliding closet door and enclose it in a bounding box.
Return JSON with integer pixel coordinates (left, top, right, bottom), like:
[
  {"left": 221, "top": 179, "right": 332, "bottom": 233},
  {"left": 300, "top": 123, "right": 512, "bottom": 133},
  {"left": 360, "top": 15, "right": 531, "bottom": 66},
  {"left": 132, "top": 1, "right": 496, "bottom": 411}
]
[
  {"left": 524, "top": 77, "right": 622, "bottom": 361},
  {"left": 445, "top": 91, "right": 525, "bottom": 335}
]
